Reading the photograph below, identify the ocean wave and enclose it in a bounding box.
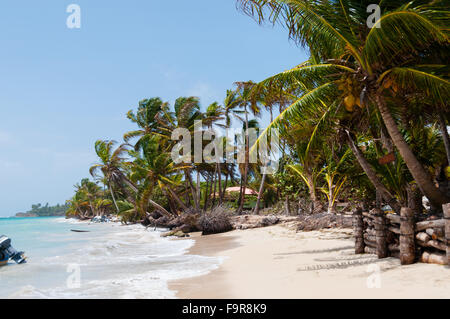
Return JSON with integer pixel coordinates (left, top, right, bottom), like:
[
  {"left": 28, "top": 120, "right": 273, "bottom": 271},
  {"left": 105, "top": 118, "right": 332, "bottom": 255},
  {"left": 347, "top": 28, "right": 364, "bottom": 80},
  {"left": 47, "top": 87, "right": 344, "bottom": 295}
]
[
  {"left": 4, "top": 221, "right": 222, "bottom": 298},
  {"left": 9, "top": 254, "right": 222, "bottom": 299}
]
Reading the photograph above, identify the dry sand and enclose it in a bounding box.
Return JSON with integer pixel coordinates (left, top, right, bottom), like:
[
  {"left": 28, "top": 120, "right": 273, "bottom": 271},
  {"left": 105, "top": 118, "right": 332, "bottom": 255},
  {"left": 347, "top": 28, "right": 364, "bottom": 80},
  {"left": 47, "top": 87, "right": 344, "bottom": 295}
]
[{"left": 169, "top": 224, "right": 449, "bottom": 299}]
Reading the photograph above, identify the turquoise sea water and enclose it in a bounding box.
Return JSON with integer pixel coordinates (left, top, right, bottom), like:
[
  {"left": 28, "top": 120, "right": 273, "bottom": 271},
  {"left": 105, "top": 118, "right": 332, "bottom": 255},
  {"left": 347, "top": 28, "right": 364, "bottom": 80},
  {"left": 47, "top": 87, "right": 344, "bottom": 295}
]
[{"left": 0, "top": 217, "right": 220, "bottom": 298}]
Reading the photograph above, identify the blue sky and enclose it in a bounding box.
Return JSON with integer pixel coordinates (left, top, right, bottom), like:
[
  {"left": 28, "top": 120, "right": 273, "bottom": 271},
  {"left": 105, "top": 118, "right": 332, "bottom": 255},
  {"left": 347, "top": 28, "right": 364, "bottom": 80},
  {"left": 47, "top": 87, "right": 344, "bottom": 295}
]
[{"left": 0, "top": 1, "right": 308, "bottom": 217}]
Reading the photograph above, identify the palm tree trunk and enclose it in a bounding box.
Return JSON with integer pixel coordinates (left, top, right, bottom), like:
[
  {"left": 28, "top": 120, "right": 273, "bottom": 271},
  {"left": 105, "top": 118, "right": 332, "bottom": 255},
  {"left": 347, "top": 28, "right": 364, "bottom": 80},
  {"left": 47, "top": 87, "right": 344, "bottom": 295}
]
[
  {"left": 185, "top": 170, "right": 199, "bottom": 211},
  {"left": 221, "top": 170, "right": 228, "bottom": 201},
  {"left": 203, "top": 177, "right": 210, "bottom": 212},
  {"left": 328, "top": 184, "right": 336, "bottom": 214},
  {"left": 119, "top": 174, "right": 173, "bottom": 218},
  {"left": 375, "top": 94, "right": 449, "bottom": 205},
  {"left": 108, "top": 183, "right": 120, "bottom": 213},
  {"left": 438, "top": 113, "right": 450, "bottom": 165},
  {"left": 345, "top": 129, "right": 401, "bottom": 213},
  {"left": 304, "top": 171, "right": 321, "bottom": 213},
  {"left": 254, "top": 173, "right": 267, "bottom": 215},
  {"left": 197, "top": 170, "right": 201, "bottom": 207},
  {"left": 217, "top": 163, "right": 222, "bottom": 205},
  {"left": 285, "top": 195, "right": 291, "bottom": 216},
  {"left": 238, "top": 106, "right": 250, "bottom": 214},
  {"left": 163, "top": 188, "right": 178, "bottom": 215},
  {"left": 166, "top": 187, "right": 189, "bottom": 212},
  {"left": 211, "top": 165, "right": 218, "bottom": 209},
  {"left": 208, "top": 170, "right": 215, "bottom": 210}
]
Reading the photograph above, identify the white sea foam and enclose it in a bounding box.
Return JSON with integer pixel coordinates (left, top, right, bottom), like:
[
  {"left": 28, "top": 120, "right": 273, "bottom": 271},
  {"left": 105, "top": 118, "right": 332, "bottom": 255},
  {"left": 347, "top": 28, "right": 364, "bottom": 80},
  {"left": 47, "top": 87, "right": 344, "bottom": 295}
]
[{"left": 2, "top": 220, "right": 222, "bottom": 299}]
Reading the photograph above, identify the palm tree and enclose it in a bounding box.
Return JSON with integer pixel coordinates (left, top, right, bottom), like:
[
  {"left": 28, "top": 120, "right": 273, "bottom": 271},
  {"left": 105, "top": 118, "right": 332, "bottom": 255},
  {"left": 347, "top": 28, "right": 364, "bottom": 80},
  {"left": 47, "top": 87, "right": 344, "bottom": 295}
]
[
  {"left": 158, "top": 96, "right": 204, "bottom": 211},
  {"left": 239, "top": 0, "right": 450, "bottom": 206},
  {"left": 89, "top": 140, "right": 129, "bottom": 213},
  {"left": 204, "top": 102, "right": 226, "bottom": 207},
  {"left": 252, "top": 81, "right": 294, "bottom": 214},
  {"left": 68, "top": 178, "right": 104, "bottom": 219},
  {"left": 124, "top": 98, "right": 168, "bottom": 150},
  {"left": 129, "top": 136, "right": 190, "bottom": 218},
  {"left": 227, "top": 82, "right": 261, "bottom": 213}
]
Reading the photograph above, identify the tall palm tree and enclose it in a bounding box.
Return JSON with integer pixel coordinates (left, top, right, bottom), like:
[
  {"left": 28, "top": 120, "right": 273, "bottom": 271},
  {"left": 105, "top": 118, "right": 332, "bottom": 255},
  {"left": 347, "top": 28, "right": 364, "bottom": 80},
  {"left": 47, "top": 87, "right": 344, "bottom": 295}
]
[
  {"left": 124, "top": 98, "right": 168, "bottom": 150},
  {"left": 129, "top": 135, "right": 190, "bottom": 218},
  {"left": 204, "top": 102, "right": 226, "bottom": 206},
  {"left": 159, "top": 96, "right": 204, "bottom": 211},
  {"left": 227, "top": 82, "right": 260, "bottom": 213},
  {"left": 252, "top": 81, "right": 294, "bottom": 214},
  {"left": 90, "top": 140, "right": 129, "bottom": 213}
]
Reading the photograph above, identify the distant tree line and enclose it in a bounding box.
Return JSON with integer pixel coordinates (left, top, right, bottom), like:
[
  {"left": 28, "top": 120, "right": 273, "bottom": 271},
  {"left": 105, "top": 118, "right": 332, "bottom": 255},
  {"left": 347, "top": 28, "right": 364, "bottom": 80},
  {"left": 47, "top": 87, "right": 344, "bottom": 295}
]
[{"left": 26, "top": 203, "right": 69, "bottom": 216}]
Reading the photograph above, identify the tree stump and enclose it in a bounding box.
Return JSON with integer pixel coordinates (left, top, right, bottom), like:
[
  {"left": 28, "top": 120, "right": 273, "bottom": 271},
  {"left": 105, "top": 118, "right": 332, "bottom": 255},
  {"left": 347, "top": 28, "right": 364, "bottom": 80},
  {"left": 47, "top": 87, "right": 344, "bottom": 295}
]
[
  {"left": 444, "top": 203, "right": 450, "bottom": 266},
  {"left": 372, "top": 208, "right": 387, "bottom": 258},
  {"left": 353, "top": 208, "right": 364, "bottom": 254},
  {"left": 400, "top": 207, "right": 415, "bottom": 265}
]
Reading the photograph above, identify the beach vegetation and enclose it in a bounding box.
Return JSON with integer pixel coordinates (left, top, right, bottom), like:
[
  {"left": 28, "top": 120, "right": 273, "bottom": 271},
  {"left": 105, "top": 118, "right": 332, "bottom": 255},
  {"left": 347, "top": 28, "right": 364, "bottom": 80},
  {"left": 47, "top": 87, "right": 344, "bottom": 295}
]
[{"left": 66, "top": 0, "right": 449, "bottom": 232}]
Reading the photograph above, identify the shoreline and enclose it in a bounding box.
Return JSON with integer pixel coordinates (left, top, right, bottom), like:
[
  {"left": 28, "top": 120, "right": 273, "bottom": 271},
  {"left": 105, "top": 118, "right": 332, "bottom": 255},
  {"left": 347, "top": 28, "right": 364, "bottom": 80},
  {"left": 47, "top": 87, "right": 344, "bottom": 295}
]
[{"left": 169, "top": 225, "right": 450, "bottom": 299}]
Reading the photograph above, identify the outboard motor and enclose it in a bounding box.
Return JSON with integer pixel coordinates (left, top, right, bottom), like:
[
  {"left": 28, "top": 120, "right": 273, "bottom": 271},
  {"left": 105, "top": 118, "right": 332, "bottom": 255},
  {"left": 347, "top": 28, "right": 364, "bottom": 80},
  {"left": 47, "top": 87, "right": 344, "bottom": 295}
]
[{"left": 0, "top": 235, "right": 26, "bottom": 264}]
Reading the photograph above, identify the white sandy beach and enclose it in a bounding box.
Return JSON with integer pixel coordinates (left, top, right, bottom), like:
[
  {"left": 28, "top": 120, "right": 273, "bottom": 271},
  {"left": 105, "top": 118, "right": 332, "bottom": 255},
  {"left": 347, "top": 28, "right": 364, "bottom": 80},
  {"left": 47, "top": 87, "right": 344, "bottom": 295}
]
[{"left": 170, "top": 224, "right": 450, "bottom": 299}]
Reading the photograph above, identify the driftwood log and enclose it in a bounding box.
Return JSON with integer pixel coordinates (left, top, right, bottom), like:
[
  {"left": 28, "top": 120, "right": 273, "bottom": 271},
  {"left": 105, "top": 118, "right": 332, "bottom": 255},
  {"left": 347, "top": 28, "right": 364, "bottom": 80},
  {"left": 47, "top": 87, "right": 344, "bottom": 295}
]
[
  {"left": 416, "top": 239, "right": 446, "bottom": 252},
  {"left": 420, "top": 251, "right": 447, "bottom": 265},
  {"left": 415, "top": 219, "right": 445, "bottom": 232},
  {"left": 353, "top": 208, "right": 365, "bottom": 254},
  {"left": 444, "top": 203, "right": 450, "bottom": 266},
  {"left": 400, "top": 207, "right": 415, "bottom": 265}
]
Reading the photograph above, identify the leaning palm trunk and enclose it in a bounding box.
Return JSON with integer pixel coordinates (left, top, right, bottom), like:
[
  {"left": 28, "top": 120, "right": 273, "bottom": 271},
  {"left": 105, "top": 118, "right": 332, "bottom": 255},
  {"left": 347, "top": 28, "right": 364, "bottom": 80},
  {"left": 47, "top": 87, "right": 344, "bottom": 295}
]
[
  {"left": 162, "top": 188, "right": 178, "bottom": 215},
  {"left": 166, "top": 187, "right": 189, "bottom": 212},
  {"left": 345, "top": 130, "right": 401, "bottom": 213},
  {"left": 438, "top": 113, "right": 450, "bottom": 165},
  {"left": 185, "top": 169, "right": 199, "bottom": 211},
  {"left": 119, "top": 173, "right": 173, "bottom": 218},
  {"left": 238, "top": 109, "right": 250, "bottom": 214},
  {"left": 108, "top": 183, "right": 120, "bottom": 213},
  {"left": 375, "top": 95, "right": 449, "bottom": 206},
  {"left": 203, "top": 177, "right": 210, "bottom": 212},
  {"left": 254, "top": 173, "right": 267, "bottom": 215},
  {"left": 217, "top": 163, "right": 223, "bottom": 205},
  {"left": 306, "top": 173, "right": 322, "bottom": 213},
  {"left": 196, "top": 171, "right": 201, "bottom": 207},
  {"left": 221, "top": 171, "right": 228, "bottom": 201},
  {"left": 211, "top": 166, "right": 218, "bottom": 209}
]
